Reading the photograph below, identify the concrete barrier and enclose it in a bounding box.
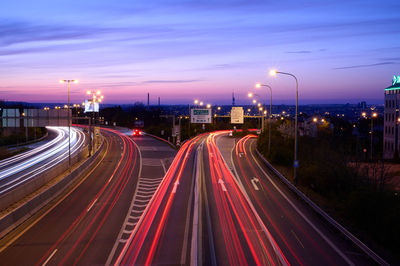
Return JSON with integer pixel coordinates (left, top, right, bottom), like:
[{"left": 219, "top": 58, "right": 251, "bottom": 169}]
[
  {"left": 0, "top": 138, "right": 89, "bottom": 211},
  {"left": 0, "top": 136, "right": 105, "bottom": 239}
]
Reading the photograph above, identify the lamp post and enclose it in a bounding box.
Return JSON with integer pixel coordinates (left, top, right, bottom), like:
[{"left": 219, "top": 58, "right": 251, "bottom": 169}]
[
  {"left": 59, "top": 79, "right": 78, "bottom": 171},
  {"left": 363, "top": 111, "right": 378, "bottom": 160},
  {"left": 248, "top": 92, "right": 263, "bottom": 130},
  {"left": 86, "top": 90, "right": 104, "bottom": 156},
  {"left": 256, "top": 83, "right": 273, "bottom": 154},
  {"left": 270, "top": 70, "right": 299, "bottom": 185}
]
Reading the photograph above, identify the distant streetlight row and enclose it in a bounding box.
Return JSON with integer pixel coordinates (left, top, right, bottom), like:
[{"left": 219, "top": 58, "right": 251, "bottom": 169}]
[
  {"left": 194, "top": 99, "right": 212, "bottom": 109},
  {"left": 58, "top": 79, "right": 106, "bottom": 169}
]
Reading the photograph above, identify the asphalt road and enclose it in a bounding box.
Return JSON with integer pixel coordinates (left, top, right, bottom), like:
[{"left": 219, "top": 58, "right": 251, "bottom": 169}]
[
  {"left": 117, "top": 130, "right": 380, "bottom": 265},
  {"left": 217, "top": 132, "right": 376, "bottom": 265},
  {"left": 0, "top": 128, "right": 176, "bottom": 265},
  {"left": 117, "top": 132, "right": 287, "bottom": 265},
  {"left": 0, "top": 126, "right": 87, "bottom": 195}
]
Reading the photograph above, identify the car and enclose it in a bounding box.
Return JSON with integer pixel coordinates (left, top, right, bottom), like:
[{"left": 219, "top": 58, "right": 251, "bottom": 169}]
[
  {"left": 132, "top": 129, "right": 143, "bottom": 137},
  {"left": 228, "top": 130, "right": 233, "bottom": 137}
]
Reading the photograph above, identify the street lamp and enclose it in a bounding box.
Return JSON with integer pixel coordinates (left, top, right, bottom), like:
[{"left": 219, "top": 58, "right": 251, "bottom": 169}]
[
  {"left": 59, "top": 79, "right": 78, "bottom": 171},
  {"left": 256, "top": 83, "right": 273, "bottom": 155},
  {"left": 86, "top": 90, "right": 104, "bottom": 156},
  {"left": 270, "top": 69, "right": 299, "bottom": 185},
  {"left": 248, "top": 92, "right": 263, "bottom": 129},
  {"left": 370, "top": 112, "right": 378, "bottom": 160}
]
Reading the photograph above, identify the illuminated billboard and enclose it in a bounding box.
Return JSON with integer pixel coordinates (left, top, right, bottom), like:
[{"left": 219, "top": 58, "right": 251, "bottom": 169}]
[{"left": 84, "top": 100, "right": 99, "bottom": 113}]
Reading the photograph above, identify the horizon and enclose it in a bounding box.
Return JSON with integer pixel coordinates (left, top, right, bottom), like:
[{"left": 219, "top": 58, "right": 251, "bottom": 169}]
[{"left": 1, "top": 0, "right": 399, "bottom": 104}]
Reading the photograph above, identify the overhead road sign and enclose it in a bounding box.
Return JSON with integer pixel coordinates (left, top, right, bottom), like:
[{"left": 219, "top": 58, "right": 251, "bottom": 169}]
[
  {"left": 231, "top": 107, "right": 244, "bottom": 124},
  {"left": 191, "top": 109, "right": 211, "bottom": 124}
]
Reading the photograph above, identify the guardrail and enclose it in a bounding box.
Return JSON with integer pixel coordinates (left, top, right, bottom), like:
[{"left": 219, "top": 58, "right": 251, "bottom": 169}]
[
  {"left": 0, "top": 134, "right": 105, "bottom": 239},
  {"left": 255, "top": 149, "right": 389, "bottom": 266}
]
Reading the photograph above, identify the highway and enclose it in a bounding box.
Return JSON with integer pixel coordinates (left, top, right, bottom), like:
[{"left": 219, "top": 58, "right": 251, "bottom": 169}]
[
  {"left": 0, "top": 126, "right": 86, "bottom": 195},
  {"left": 117, "top": 133, "right": 288, "bottom": 265},
  {"left": 0, "top": 129, "right": 381, "bottom": 265},
  {"left": 217, "top": 132, "right": 374, "bottom": 265},
  {"left": 117, "top": 131, "right": 377, "bottom": 265},
  {"left": 0, "top": 128, "right": 176, "bottom": 265}
]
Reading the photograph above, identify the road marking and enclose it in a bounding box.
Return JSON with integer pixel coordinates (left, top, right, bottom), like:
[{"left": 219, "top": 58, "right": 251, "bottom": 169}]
[
  {"left": 218, "top": 179, "right": 227, "bottom": 192},
  {"left": 172, "top": 181, "right": 179, "bottom": 194},
  {"left": 251, "top": 177, "right": 260, "bottom": 190},
  {"left": 249, "top": 140, "right": 354, "bottom": 265},
  {"left": 87, "top": 197, "right": 98, "bottom": 212},
  {"left": 42, "top": 249, "right": 58, "bottom": 266},
  {"left": 291, "top": 229, "right": 305, "bottom": 249},
  {"left": 0, "top": 136, "right": 110, "bottom": 253},
  {"left": 161, "top": 159, "right": 167, "bottom": 174}
]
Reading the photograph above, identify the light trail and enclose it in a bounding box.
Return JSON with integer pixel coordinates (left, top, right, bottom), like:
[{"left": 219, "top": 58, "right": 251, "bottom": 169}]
[
  {"left": 35, "top": 128, "right": 139, "bottom": 266},
  {"left": 206, "top": 131, "right": 289, "bottom": 265},
  {"left": 235, "top": 135, "right": 341, "bottom": 265},
  {"left": 116, "top": 135, "right": 203, "bottom": 265},
  {"left": 0, "top": 127, "right": 86, "bottom": 194}
]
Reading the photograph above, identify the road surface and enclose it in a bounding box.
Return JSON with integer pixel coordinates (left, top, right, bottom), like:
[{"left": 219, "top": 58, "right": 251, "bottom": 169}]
[{"left": 0, "top": 128, "right": 176, "bottom": 265}]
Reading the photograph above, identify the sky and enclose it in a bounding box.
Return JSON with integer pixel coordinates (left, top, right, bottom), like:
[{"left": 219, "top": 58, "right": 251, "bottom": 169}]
[{"left": 0, "top": 0, "right": 399, "bottom": 105}]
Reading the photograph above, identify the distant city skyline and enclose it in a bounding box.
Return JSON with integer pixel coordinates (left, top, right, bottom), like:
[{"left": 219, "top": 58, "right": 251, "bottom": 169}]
[{"left": 1, "top": 0, "right": 399, "bottom": 105}]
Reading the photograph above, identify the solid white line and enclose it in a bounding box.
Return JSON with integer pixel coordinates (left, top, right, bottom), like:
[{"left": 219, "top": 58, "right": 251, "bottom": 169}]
[
  {"left": 87, "top": 197, "right": 98, "bottom": 212},
  {"left": 42, "top": 249, "right": 58, "bottom": 266},
  {"left": 161, "top": 159, "right": 167, "bottom": 174},
  {"left": 291, "top": 229, "right": 305, "bottom": 249}
]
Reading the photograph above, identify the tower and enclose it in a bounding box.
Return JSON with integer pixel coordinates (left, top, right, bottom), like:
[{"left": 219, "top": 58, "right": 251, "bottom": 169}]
[{"left": 232, "top": 91, "right": 236, "bottom": 106}]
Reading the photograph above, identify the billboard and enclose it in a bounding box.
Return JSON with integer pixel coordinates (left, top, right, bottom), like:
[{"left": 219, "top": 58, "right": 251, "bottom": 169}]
[
  {"left": 191, "top": 108, "right": 211, "bottom": 124},
  {"left": 84, "top": 100, "right": 99, "bottom": 113},
  {"left": 231, "top": 107, "right": 244, "bottom": 124}
]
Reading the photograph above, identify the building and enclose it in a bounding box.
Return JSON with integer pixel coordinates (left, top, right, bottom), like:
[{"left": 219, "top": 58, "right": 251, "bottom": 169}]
[{"left": 383, "top": 75, "right": 400, "bottom": 159}]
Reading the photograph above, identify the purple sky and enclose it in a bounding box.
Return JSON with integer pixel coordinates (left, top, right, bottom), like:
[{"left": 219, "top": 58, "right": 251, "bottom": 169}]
[{"left": 1, "top": 0, "right": 399, "bottom": 105}]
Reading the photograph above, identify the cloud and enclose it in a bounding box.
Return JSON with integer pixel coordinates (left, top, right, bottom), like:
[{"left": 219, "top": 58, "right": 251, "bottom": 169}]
[
  {"left": 333, "top": 62, "right": 396, "bottom": 70},
  {"left": 285, "top": 50, "right": 312, "bottom": 54},
  {"left": 143, "top": 79, "right": 202, "bottom": 84}
]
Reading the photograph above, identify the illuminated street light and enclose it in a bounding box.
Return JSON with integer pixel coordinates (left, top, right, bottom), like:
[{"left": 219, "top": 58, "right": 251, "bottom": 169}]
[
  {"left": 248, "top": 92, "right": 253, "bottom": 98},
  {"left": 86, "top": 90, "right": 104, "bottom": 156},
  {"left": 362, "top": 112, "right": 367, "bottom": 117},
  {"left": 194, "top": 99, "right": 199, "bottom": 105},
  {"left": 270, "top": 69, "right": 299, "bottom": 185},
  {"left": 313, "top": 117, "right": 318, "bottom": 123},
  {"left": 199, "top": 101, "right": 204, "bottom": 106},
  {"left": 206, "top": 104, "right": 211, "bottom": 109},
  {"left": 217, "top": 106, "right": 221, "bottom": 111},
  {"left": 59, "top": 79, "right": 78, "bottom": 171},
  {"left": 255, "top": 82, "right": 273, "bottom": 153},
  {"left": 252, "top": 99, "right": 257, "bottom": 104}
]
